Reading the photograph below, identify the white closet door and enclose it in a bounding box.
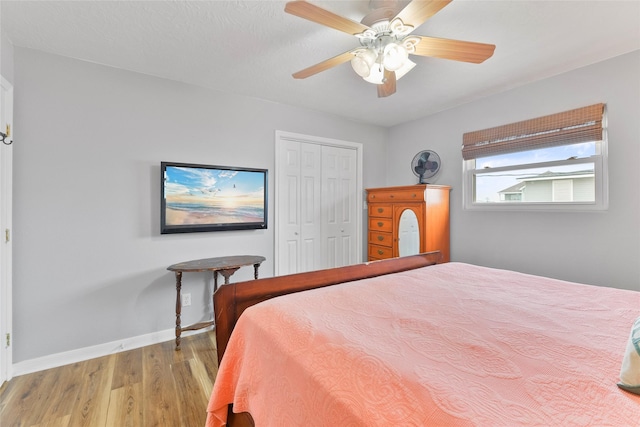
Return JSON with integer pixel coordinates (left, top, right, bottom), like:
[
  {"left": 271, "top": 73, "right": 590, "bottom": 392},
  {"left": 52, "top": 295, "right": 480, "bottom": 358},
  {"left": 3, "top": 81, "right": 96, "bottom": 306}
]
[
  {"left": 276, "top": 140, "right": 321, "bottom": 275},
  {"left": 276, "top": 131, "right": 362, "bottom": 276},
  {"left": 321, "top": 145, "right": 358, "bottom": 269},
  {"left": 299, "top": 143, "right": 322, "bottom": 273}
]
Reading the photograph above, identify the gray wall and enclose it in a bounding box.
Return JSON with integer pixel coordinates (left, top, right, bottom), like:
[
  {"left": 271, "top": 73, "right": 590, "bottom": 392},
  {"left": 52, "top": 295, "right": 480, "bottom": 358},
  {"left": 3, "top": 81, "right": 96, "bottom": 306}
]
[
  {"left": 10, "top": 44, "right": 640, "bottom": 364},
  {"left": 387, "top": 50, "right": 640, "bottom": 291},
  {"left": 1, "top": 29, "right": 14, "bottom": 84},
  {"left": 12, "top": 47, "right": 387, "bottom": 362}
]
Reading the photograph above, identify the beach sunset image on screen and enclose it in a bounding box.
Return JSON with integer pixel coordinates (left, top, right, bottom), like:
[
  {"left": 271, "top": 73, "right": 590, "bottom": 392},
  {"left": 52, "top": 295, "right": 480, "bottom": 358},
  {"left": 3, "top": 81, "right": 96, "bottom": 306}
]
[{"left": 164, "top": 165, "right": 265, "bottom": 226}]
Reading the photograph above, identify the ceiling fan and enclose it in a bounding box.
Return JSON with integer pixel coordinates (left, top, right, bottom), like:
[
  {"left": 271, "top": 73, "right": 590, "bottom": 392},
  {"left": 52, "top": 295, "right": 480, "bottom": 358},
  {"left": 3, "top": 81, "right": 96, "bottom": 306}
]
[{"left": 285, "top": 0, "right": 496, "bottom": 98}]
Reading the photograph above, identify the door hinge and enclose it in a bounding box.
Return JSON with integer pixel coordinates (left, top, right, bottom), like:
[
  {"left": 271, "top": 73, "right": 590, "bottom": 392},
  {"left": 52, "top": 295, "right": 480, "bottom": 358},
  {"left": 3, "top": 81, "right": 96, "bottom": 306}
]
[
  {"left": 4, "top": 229, "right": 9, "bottom": 243},
  {"left": 5, "top": 333, "right": 10, "bottom": 347}
]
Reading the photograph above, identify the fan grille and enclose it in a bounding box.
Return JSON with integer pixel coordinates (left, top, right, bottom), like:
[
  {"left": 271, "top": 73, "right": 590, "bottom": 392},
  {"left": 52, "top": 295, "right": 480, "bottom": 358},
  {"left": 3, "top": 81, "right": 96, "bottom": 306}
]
[{"left": 412, "top": 150, "right": 441, "bottom": 184}]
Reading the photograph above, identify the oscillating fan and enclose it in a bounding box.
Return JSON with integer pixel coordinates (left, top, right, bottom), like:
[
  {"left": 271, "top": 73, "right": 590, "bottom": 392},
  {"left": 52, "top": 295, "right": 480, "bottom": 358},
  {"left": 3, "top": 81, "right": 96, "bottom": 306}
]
[{"left": 412, "top": 150, "right": 441, "bottom": 184}]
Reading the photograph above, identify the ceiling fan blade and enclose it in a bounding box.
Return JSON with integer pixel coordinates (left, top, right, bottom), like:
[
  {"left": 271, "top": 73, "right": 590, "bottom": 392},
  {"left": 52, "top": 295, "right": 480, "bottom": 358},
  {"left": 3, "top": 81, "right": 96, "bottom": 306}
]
[
  {"left": 292, "top": 51, "right": 355, "bottom": 79},
  {"left": 394, "top": 0, "right": 452, "bottom": 29},
  {"left": 377, "top": 69, "right": 397, "bottom": 98},
  {"left": 412, "top": 36, "right": 496, "bottom": 63},
  {"left": 285, "top": 1, "right": 370, "bottom": 36}
]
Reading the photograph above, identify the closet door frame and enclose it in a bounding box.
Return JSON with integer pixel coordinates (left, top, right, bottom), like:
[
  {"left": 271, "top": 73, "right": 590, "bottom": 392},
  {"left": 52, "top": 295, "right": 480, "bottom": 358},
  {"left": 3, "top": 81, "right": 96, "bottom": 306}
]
[
  {"left": 274, "top": 131, "right": 363, "bottom": 276},
  {"left": 0, "top": 75, "right": 13, "bottom": 384}
]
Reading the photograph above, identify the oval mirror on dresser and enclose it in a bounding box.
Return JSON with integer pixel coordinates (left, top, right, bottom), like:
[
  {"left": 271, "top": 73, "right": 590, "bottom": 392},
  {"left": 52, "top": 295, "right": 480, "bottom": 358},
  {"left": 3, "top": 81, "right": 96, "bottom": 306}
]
[{"left": 398, "top": 209, "right": 420, "bottom": 256}]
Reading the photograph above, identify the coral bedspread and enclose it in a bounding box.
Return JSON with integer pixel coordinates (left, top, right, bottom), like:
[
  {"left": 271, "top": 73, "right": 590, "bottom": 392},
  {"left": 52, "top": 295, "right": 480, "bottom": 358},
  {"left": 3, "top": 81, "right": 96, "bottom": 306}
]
[{"left": 206, "top": 262, "right": 640, "bottom": 426}]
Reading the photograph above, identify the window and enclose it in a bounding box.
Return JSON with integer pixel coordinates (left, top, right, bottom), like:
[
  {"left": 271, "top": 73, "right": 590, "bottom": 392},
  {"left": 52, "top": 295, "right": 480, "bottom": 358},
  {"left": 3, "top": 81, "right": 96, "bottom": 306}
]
[{"left": 462, "top": 103, "right": 608, "bottom": 211}]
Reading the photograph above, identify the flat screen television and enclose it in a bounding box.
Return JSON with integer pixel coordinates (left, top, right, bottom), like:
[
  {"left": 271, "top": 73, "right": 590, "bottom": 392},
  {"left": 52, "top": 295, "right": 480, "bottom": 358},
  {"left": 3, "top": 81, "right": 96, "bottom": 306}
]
[{"left": 161, "top": 161, "right": 268, "bottom": 234}]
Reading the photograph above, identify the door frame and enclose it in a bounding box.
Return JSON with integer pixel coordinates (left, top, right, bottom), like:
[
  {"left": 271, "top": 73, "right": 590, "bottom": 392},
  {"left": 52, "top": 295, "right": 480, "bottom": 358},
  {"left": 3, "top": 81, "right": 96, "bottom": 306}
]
[
  {"left": 0, "top": 75, "right": 13, "bottom": 384},
  {"left": 274, "top": 131, "right": 363, "bottom": 276}
]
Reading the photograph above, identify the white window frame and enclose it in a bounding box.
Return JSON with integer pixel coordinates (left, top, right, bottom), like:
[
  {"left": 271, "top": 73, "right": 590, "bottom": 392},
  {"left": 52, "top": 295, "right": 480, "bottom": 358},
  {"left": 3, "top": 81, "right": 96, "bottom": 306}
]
[{"left": 463, "top": 141, "right": 608, "bottom": 212}]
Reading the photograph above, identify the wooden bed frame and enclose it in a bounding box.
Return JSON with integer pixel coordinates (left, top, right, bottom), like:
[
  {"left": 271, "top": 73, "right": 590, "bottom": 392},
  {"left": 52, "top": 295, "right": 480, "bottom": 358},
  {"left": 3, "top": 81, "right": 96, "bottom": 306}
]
[{"left": 212, "top": 251, "right": 442, "bottom": 427}]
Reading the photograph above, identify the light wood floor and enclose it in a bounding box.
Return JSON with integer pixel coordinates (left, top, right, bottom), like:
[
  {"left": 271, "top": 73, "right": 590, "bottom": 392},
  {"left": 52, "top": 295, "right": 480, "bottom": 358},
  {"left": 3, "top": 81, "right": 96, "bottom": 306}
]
[{"left": 0, "top": 331, "right": 219, "bottom": 427}]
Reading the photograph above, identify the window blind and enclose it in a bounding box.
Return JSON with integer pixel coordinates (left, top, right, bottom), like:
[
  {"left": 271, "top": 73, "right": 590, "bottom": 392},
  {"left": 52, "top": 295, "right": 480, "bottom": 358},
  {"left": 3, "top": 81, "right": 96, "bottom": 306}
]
[{"left": 462, "top": 103, "right": 605, "bottom": 161}]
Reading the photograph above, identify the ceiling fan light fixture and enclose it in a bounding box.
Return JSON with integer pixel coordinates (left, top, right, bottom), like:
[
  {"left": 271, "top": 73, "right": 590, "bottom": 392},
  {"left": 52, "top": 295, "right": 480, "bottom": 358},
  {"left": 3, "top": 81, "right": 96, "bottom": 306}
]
[
  {"left": 382, "top": 42, "right": 408, "bottom": 71},
  {"left": 351, "top": 48, "right": 378, "bottom": 77},
  {"left": 363, "top": 64, "right": 385, "bottom": 84},
  {"left": 394, "top": 58, "right": 416, "bottom": 80},
  {"left": 363, "top": 57, "right": 415, "bottom": 85}
]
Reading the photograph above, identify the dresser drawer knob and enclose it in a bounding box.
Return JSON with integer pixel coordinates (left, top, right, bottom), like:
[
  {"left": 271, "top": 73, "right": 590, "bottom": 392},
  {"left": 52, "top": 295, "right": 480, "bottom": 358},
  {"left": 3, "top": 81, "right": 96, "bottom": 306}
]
[
  {"left": 377, "top": 236, "right": 384, "bottom": 241},
  {"left": 377, "top": 221, "right": 384, "bottom": 227},
  {"left": 377, "top": 249, "right": 384, "bottom": 255},
  {"left": 377, "top": 208, "right": 383, "bottom": 213}
]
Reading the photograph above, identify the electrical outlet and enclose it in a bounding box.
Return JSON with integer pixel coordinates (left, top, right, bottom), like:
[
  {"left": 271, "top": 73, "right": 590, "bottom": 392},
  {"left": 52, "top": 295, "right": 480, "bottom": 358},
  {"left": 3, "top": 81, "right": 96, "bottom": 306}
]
[{"left": 182, "top": 293, "right": 191, "bottom": 307}]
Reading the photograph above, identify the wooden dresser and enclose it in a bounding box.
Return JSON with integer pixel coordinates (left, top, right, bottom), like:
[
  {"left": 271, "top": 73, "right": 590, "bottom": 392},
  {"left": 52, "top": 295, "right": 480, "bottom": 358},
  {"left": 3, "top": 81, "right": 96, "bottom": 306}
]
[{"left": 366, "top": 185, "right": 450, "bottom": 262}]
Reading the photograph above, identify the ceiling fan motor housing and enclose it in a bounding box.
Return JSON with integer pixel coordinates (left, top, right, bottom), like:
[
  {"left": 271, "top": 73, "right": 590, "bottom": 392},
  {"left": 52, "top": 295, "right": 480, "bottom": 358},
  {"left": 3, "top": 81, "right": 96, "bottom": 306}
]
[{"left": 364, "top": 0, "right": 412, "bottom": 26}]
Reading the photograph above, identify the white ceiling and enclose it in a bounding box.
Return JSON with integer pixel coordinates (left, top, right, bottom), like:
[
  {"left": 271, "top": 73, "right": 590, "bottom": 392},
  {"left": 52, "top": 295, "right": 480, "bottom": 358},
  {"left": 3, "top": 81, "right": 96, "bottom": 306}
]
[{"left": 2, "top": 0, "right": 639, "bottom": 127}]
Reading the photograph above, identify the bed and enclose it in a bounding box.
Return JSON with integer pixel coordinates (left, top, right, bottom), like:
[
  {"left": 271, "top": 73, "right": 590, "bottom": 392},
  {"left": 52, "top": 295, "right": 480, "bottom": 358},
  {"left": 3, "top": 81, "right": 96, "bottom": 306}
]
[{"left": 206, "top": 252, "right": 640, "bottom": 426}]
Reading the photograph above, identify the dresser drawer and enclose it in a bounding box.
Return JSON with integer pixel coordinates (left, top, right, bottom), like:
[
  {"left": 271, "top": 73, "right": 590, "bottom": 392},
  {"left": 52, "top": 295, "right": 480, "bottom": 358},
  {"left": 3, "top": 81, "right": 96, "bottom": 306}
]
[
  {"left": 369, "top": 218, "right": 392, "bottom": 232},
  {"left": 368, "top": 231, "right": 392, "bottom": 247},
  {"left": 367, "top": 188, "right": 423, "bottom": 203},
  {"left": 368, "top": 244, "right": 393, "bottom": 260},
  {"left": 368, "top": 204, "right": 392, "bottom": 218}
]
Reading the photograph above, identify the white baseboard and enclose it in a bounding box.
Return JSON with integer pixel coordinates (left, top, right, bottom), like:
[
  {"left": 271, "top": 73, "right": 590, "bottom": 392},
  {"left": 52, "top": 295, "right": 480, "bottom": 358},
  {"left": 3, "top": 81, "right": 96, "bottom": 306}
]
[{"left": 11, "top": 326, "right": 213, "bottom": 377}]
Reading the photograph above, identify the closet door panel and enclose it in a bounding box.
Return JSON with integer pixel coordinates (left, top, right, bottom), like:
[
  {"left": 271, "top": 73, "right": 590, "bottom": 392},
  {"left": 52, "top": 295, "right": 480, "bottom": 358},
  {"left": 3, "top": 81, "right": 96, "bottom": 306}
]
[
  {"left": 277, "top": 141, "right": 322, "bottom": 275},
  {"left": 277, "top": 140, "right": 301, "bottom": 274},
  {"left": 299, "top": 143, "right": 322, "bottom": 273},
  {"left": 322, "top": 146, "right": 357, "bottom": 268}
]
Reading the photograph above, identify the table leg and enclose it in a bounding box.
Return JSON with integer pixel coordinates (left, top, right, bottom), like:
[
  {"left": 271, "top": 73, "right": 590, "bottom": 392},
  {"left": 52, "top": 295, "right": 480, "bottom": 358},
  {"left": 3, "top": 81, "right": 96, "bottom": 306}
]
[
  {"left": 253, "top": 263, "right": 261, "bottom": 279},
  {"left": 175, "top": 271, "right": 182, "bottom": 350},
  {"left": 219, "top": 267, "right": 240, "bottom": 285},
  {"left": 212, "top": 272, "right": 219, "bottom": 326}
]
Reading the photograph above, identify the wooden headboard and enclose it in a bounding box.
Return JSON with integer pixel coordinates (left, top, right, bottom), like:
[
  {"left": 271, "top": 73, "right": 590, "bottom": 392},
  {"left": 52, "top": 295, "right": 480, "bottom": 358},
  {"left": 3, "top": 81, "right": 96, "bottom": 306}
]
[{"left": 213, "top": 251, "right": 442, "bottom": 364}]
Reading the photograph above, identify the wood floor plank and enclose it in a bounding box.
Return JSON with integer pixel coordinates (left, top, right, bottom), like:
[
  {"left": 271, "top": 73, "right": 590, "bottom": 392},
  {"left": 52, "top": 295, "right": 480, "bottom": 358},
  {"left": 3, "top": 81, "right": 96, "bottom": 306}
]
[
  {"left": 2, "top": 369, "right": 59, "bottom": 426},
  {"left": 0, "top": 375, "right": 20, "bottom": 422},
  {"left": 142, "top": 341, "right": 183, "bottom": 426},
  {"left": 111, "top": 348, "right": 142, "bottom": 390},
  {"left": 105, "top": 383, "right": 143, "bottom": 427},
  {"left": 41, "top": 362, "right": 85, "bottom": 422},
  {"left": 32, "top": 414, "right": 71, "bottom": 427},
  {"left": 189, "top": 330, "right": 220, "bottom": 384},
  {"left": 190, "top": 358, "right": 213, "bottom": 401},
  {"left": 0, "top": 332, "right": 218, "bottom": 427},
  {"left": 172, "top": 360, "right": 209, "bottom": 426},
  {"left": 67, "top": 355, "right": 116, "bottom": 427}
]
